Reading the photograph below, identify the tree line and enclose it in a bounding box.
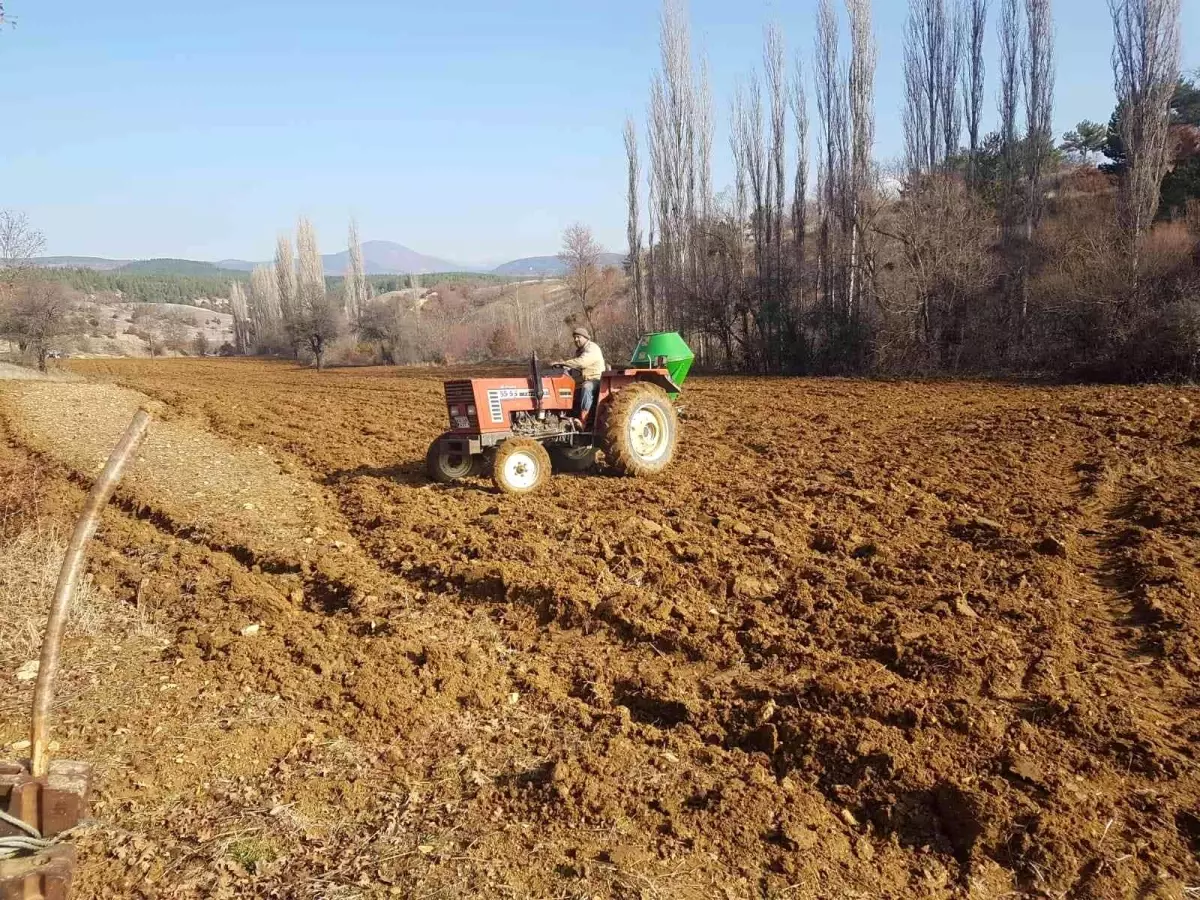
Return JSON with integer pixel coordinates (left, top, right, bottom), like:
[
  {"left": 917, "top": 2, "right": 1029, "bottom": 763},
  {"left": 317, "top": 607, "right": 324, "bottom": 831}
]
[{"left": 619, "top": 0, "right": 1197, "bottom": 380}]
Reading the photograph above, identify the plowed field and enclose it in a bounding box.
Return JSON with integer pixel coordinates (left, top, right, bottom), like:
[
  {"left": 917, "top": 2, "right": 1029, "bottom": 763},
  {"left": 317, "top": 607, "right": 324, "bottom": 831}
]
[{"left": 3, "top": 357, "right": 1199, "bottom": 899}]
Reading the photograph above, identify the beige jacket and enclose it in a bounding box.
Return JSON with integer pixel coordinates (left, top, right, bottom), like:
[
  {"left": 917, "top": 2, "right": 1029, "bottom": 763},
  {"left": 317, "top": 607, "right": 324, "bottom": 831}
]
[{"left": 556, "top": 341, "right": 607, "bottom": 381}]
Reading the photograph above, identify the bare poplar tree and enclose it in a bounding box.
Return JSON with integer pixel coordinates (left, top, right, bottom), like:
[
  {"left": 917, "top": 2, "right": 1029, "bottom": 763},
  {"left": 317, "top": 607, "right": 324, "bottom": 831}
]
[
  {"left": 229, "top": 281, "right": 251, "bottom": 355},
  {"left": 962, "top": 0, "right": 989, "bottom": 185},
  {"left": 274, "top": 234, "right": 298, "bottom": 326},
  {"left": 248, "top": 264, "right": 282, "bottom": 339},
  {"left": 815, "top": 0, "right": 848, "bottom": 327},
  {"left": 344, "top": 218, "right": 367, "bottom": 328},
  {"left": 847, "top": 0, "right": 877, "bottom": 323},
  {"left": 728, "top": 86, "right": 752, "bottom": 360},
  {"left": 295, "top": 217, "right": 339, "bottom": 370},
  {"left": 697, "top": 56, "right": 715, "bottom": 225},
  {"left": 646, "top": 162, "right": 659, "bottom": 330},
  {"left": 624, "top": 118, "right": 645, "bottom": 335},
  {"left": 1109, "top": 0, "right": 1182, "bottom": 288},
  {"left": 736, "top": 73, "right": 769, "bottom": 366},
  {"left": 903, "top": 0, "right": 959, "bottom": 173},
  {"left": 790, "top": 57, "right": 810, "bottom": 296},
  {"left": 909, "top": 0, "right": 946, "bottom": 171},
  {"left": 904, "top": 15, "right": 934, "bottom": 173},
  {"left": 941, "top": 11, "right": 963, "bottom": 162},
  {"left": 1020, "top": 0, "right": 1055, "bottom": 327},
  {"left": 998, "top": 0, "right": 1023, "bottom": 249},
  {"left": 765, "top": 23, "right": 788, "bottom": 360},
  {"left": 648, "top": 0, "right": 698, "bottom": 330}
]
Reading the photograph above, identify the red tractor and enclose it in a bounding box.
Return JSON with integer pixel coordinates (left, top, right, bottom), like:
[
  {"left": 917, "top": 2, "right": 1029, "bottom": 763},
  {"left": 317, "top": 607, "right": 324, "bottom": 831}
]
[{"left": 426, "top": 333, "right": 692, "bottom": 495}]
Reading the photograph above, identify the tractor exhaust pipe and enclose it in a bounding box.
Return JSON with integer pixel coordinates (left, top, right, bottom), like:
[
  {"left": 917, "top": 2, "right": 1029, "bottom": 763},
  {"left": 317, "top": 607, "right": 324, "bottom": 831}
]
[{"left": 530, "top": 351, "right": 546, "bottom": 420}]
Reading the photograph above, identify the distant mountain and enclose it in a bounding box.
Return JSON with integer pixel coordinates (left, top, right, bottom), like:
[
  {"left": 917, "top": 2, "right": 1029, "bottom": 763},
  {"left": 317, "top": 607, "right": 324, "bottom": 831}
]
[
  {"left": 32, "top": 256, "right": 132, "bottom": 271},
  {"left": 492, "top": 253, "right": 626, "bottom": 277},
  {"left": 31, "top": 243, "right": 629, "bottom": 280},
  {"left": 220, "top": 240, "right": 475, "bottom": 276},
  {"left": 323, "top": 240, "right": 474, "bottom": 276}
]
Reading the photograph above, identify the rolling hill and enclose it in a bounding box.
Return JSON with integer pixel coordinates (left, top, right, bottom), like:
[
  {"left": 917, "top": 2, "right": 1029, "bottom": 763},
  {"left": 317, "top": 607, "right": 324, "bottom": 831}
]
[
  {"left": 30, "top": 244, "right": 627, "bottom": 278},
  {"left": 216, "top": 240, "right": 472, "bottom": 276},
  {"left": 491, "top": 253, "right": 626, "bottom": 277},
  {"left": 31, "top": 256, "right": 132, "bottom": 271}
]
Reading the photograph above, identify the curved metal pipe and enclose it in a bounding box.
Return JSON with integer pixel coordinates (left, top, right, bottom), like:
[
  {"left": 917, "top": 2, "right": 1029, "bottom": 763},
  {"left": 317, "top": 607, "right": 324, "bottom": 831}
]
[{"left": 30, "top": 408, "right": 151, "bottom": 777}]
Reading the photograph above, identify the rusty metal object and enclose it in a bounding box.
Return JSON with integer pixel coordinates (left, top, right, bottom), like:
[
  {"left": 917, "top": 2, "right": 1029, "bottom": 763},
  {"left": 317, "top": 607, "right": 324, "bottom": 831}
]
[
  {"left": 30, "top": 409, "right": 151, "bottom": 779},
  {"left": 0, "top": 845, "right": 75, "bottom": 900},
  {"left": 1, "top": 761, "right": 92, "bottom": 841},
  {"left": 0, "top": 760, "right": 89, "bottom": 899}
]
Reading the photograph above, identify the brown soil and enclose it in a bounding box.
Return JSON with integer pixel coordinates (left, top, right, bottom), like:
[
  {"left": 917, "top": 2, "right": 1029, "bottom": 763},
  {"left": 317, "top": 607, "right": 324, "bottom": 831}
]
[{"left": 1, "top": 356, "right": 1198, "bottom": 899}]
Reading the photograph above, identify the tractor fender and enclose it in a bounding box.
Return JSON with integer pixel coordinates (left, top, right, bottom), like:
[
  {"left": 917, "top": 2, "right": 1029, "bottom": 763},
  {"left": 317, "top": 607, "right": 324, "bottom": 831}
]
[{"left": 622, "top": 369, "right": 681, "bottom": 396}]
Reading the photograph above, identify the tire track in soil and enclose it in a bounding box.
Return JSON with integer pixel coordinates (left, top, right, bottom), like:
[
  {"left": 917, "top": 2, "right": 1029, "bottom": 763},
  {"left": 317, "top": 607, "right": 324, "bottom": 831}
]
[{"left": 1064, "top": 435, "right": 1194, "bottom": 768}]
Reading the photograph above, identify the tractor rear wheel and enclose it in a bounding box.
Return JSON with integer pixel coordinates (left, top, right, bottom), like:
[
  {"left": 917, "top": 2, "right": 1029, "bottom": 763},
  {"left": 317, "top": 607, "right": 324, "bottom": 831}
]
[
  {"left": 549, "top": 444, "right": 598, "bottom": 473},
  {"left": 493, "top": 438, "right": 552, "bottom": 495},
  {"left": 601, "top": 384, "right": 679, "bottom": 477},
  {"left": 426, "top": 437, "right": 480, "bottom": 483}
]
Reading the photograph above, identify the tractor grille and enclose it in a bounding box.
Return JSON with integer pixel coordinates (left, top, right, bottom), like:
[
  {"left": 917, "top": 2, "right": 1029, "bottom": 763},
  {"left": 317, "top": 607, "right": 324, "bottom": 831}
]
[{"left": 443, "top": 381, "right": 477, "bottom": 429}]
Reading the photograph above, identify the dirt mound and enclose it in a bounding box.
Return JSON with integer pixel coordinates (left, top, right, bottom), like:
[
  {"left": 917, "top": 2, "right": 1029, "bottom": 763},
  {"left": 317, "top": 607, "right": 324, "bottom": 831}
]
[{"left": 5, "top": 358, "right": 1198, "bottom": 898}]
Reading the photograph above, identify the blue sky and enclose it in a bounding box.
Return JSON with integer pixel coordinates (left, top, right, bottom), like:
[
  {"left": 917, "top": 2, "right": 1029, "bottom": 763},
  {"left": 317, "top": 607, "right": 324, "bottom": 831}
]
[{"left": 1, "top": 0, "right": 1197, "bottom": 265}]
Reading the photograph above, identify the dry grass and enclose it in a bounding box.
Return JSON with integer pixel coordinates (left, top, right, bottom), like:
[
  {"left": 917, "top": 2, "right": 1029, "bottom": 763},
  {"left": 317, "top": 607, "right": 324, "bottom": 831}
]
[
  {"left": 0, "top": 526, "right": 161, "bottom": 669},
  {"left": 0, "top": 454, "right": 46, "bottom": 542}
]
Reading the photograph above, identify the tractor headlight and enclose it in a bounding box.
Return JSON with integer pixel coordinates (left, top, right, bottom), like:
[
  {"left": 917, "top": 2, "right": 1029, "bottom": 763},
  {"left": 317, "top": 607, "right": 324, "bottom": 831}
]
[
  {"left": 450, "top": 405, "right": 462, "bottom": 416},
  {"left": 466, "top": 404, "right": 476, "bottom": 417}
]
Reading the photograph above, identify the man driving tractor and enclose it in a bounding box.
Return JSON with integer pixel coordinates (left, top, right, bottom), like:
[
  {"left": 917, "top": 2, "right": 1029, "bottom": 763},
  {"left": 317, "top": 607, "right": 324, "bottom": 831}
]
[{"left": 552, "top": 326, "right": 607, "bottom": 422}]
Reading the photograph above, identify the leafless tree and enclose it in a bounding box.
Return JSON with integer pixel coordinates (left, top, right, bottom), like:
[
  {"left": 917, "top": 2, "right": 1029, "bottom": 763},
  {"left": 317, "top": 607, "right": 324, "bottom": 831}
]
[
  {"left": 847, "top": 0, "right": 877, "bottom": 322},
  {"left": 941, "top": 11, "right": 963, "bottom": 162},
  {"left": 998, "top": 0, "right": 1023, "bottom": 250},
  {"left": 1, "top": 279, "right": 74, "bottom": 371},
  {"left": 697, "top": 56, "right": 715, "bottom": 225},
  {"left": 904, "top": 19, "right": 933, "bottom": 173},
  {"left": 559, "top": 223, "right": 605, "bottom": 333},
  {"left": 962, "top": 0, "right": 989, "bottom": 185},
  {"left": 229, "top": 281, "right": 251, "bottom": 354},
  {"left": 248, "top": 264, "right": 282, "bottom": 337},
  {"left": 344, "top": 218, "right": 367, "bottom": 328},
  {"left": 624, "top": 118, "right": 645, "bottom": 334},
  {"left": 903, "top": 0, "right": 960, "bottom": 173},
  {"left": 1109, "top": 0, "right": 1181, "bottom": 288},
  {"left": 790, "top": 56, "right": 810, "bottom": 301},
  {"left": 646, "top": 162, "right": 659, "bottom": 329},
  {"left": 766, "top": 23, "right": 788, "bottom": 351},
  {"left": 904, "top": 0, "right": 946, "bottom": 172},
  {"left": 274, "top": 234, "right": 298, "bottom": 327},
  {"left": 735, "top": 73, "right": 768, "bottom": 367},
  {"left": 647, "top": 0, "right": 698, "bottom": 328},
  {"left": 1020, "top": 0, "right": 1055, "bottom": 327},
  {"left": 815, "top": 0, "right": 848, "bottom": 327},
  {"left": 0, "top": 211, "right": 46, "bottom": 287},
  {"left": 294, "top": 217, "right": 339, "bottom": 370}
]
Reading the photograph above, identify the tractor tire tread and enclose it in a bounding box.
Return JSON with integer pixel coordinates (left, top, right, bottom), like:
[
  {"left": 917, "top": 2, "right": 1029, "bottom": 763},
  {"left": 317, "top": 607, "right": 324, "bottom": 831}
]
[
  {"left": 426, "top": 436, "right": 476, "bottom": 483},
  {"left": 601, "top": 383, "right": 679, "bottom": 477},
  {"left": 492, "top": 438, "right": 552, "bottom": 495}
]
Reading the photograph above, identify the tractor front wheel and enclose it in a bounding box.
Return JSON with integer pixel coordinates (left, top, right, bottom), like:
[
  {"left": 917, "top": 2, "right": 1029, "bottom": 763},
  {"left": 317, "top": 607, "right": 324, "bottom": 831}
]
[
  {"left": 493, "top": 438, "right": 552, "bottom": 495},
  {"left": 601, "top": 384, "right": 679, "bottom": 477},
  {"left": 426, "top": 437, "right": 480, "bottom": 483}
]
